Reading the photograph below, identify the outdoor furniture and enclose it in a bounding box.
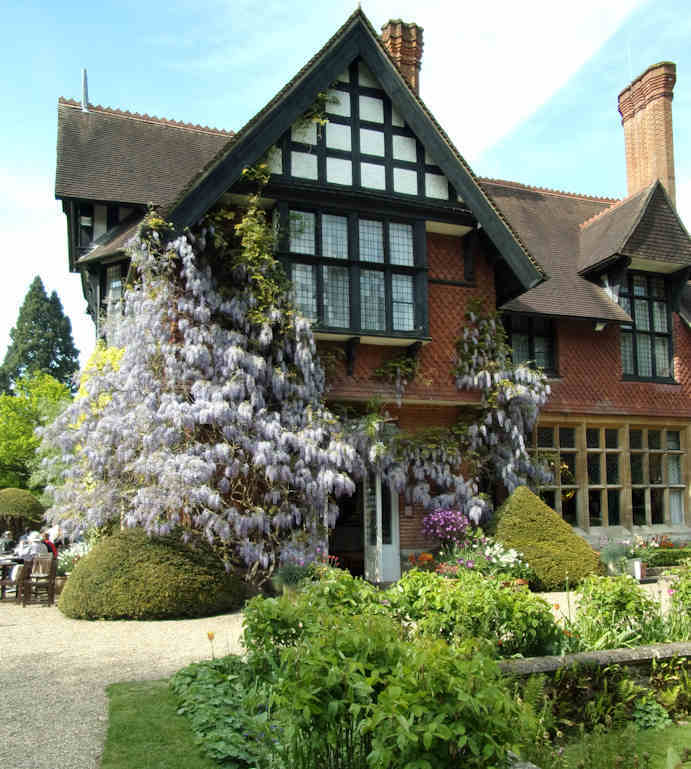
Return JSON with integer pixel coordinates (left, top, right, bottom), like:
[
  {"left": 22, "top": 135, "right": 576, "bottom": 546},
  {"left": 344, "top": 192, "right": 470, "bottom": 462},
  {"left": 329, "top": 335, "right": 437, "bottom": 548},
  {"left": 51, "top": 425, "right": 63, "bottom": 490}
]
[
  {"left": 23, "top": 555, "right": 56, "bottom": 606},
  {"left": 0, "top": 560, "right": 31, "bottom": 602}
]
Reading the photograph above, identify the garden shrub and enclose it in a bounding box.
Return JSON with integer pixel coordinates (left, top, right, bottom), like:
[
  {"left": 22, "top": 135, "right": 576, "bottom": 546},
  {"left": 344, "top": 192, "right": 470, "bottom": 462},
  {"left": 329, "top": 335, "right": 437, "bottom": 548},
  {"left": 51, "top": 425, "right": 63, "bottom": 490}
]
[
  {"left": 571, "top": 575, "right": 666, "bottom": 649},
  {"left": 243, "top": 567, "right": 383, "bottom": 663},
  {"left": 58, "top": 528, "right": 245, "bottom": 620},
  {"left": 0, "top": 487, "right": 44, "bottom": 536},
  {"left": 386, "top": 569, "right": 563, "bottom": 657},
  {"left": 647, "top": 548, "right": 691, "bottom": 567},
  {"left": 491, "top": 486, "right": 601, "bottom": 590},
  {"left": 272, "top": 613, "right": 525, "bottom": 769}
]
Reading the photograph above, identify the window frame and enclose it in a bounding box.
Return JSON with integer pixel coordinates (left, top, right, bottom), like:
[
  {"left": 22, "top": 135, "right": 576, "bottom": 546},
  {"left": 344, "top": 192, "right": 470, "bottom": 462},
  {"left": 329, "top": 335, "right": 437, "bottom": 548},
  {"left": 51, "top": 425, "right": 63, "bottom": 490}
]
[
  {"left": 277, "top": 204, "right": 428, "bottom": 338},
  {"left": 503, "top": 313, "right": 557, "bottom": 375},
  {"left": 619, "top": 271, "right": 674, "bottom": 382}
]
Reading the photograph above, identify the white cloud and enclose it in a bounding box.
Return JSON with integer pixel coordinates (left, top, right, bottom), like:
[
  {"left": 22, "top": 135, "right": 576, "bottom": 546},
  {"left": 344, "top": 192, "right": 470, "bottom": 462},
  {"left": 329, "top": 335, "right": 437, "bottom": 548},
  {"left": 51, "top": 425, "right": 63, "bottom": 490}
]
[
  {"left": 363, "top": 0, "right": 645, "bottom": 160},
  {"left": 0, "top": 171, "right": 96, "bottom": 369}
]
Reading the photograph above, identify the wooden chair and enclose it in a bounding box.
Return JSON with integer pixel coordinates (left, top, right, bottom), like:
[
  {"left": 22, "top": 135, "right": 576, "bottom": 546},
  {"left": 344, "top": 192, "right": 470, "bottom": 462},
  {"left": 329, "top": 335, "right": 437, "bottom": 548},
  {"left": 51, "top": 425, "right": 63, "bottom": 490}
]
[
  {"left": 23, "top": 556, "right": 56, "bottom": 606},
  {"left": 0, "top": 561, "right": 32, "bottom": 603}
]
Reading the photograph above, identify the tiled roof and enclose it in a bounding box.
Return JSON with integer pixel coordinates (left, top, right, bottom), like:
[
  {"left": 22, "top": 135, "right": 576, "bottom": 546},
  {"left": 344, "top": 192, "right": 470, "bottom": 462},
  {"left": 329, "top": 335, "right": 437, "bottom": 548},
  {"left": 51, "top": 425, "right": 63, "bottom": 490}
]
[
  {"left": 55, "top": 99, "right": 231, "bottom": 206},
  {"left": 481, "top": 179, "right": 632, "bottom": 322}
]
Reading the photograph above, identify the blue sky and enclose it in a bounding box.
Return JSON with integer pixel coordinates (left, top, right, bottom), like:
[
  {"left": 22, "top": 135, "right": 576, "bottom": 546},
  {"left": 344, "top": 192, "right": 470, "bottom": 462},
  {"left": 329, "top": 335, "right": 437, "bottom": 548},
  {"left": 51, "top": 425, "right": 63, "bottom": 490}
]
[{"left": 1, "top": 0, "right": 689, "bottom": 369}]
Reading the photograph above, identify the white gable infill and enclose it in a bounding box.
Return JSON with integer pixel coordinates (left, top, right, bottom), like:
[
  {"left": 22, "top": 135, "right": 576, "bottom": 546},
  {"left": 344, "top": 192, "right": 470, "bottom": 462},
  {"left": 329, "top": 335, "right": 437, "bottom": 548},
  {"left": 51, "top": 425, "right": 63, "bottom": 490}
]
[{"left": 165, "top": 9, "right": 544, "bottom": 291}]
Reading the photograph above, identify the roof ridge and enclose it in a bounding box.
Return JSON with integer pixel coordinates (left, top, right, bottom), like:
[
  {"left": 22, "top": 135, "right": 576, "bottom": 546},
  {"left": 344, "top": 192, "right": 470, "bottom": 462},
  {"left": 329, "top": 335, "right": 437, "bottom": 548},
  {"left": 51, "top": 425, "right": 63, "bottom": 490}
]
[
  {"left": 58, "top": 97, "right": 234, "bottom": 136},
  {"left": 480, "top": 176, "right": 618, "bottom": 204},
  {"left": 579, "top": 182, "right": 654, "bottom": 230}
]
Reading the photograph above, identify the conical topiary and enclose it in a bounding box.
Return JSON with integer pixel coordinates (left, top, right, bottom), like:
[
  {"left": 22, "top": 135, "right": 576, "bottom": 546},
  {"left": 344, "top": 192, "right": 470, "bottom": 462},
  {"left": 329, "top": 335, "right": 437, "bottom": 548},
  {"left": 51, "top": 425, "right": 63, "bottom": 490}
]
[{"left": 492, "top": 486, "right": 601, "bottom": 590}]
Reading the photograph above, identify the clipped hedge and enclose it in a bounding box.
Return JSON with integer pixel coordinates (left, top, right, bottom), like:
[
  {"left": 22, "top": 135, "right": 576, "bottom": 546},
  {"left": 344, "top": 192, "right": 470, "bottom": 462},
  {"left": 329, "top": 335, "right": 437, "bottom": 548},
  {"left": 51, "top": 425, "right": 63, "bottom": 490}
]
[
  {"left": 58, "top": 528, "right": 246, "bottom": 620},
  {"left": 646, "top": 548, "right": 691, "bottom": 567},
  {"left": 492, "top": 486, "right": 601, "bottom": 591},
  {"left": 0, "top": 487, "right": 44, "bottom": 536}
]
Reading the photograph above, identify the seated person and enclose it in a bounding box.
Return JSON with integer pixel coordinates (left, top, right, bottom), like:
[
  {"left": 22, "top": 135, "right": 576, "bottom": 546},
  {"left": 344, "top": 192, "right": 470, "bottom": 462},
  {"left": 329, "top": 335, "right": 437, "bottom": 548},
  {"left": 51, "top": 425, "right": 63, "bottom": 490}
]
[
  {"left": 0, "top": 530, "right": 14, "bottom": 552},
  {"left": 15, "top": 531, "right": 49, "bottom": 561},
  {"left": 42, "top": 532, "right": 58, "bottom": 558}
]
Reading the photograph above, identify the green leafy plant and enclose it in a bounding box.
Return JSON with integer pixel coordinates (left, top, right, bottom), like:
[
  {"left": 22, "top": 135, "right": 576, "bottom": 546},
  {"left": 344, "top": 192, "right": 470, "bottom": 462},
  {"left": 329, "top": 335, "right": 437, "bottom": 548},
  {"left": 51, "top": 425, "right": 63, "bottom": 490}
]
[
  {"left": 571, "top": 575, "right": 666, "bottom": 650},
  {"left": 632, "top": 696, "right": 673, "bottom": 731},
  {"left": 650, "top": 657, "right": 691, "bottom": 718}
]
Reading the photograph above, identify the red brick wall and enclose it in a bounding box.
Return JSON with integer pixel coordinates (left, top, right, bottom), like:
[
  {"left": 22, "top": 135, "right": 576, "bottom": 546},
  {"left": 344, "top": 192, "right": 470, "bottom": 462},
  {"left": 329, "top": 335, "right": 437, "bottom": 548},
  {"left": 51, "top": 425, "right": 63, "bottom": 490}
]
[
  {"left": 322, "top": 232, "right": 491, "bottom": 404},
  {"left": 546, "top": 315, "right": 691, "bottom": 418}
]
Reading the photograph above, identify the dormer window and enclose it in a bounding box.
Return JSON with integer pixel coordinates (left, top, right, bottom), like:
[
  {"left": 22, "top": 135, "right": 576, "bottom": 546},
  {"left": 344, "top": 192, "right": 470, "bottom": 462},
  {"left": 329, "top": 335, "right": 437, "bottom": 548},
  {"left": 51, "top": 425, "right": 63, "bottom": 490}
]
[
  {"left": 504, "top": 314, "right": 556, "bottom": 374},
  {"left": 279, "top": 205, "right": 427, "bottom": 338},
  {"left": 619, "top": 273, "right": 673, "bottom": 380}
]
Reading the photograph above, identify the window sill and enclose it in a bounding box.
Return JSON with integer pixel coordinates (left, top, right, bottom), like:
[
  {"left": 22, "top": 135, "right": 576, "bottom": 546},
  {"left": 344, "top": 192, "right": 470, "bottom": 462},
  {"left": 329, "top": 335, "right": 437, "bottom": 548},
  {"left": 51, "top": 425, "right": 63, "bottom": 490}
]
[
  {"left": 314, "top": 331, "right": 431, "bottom": 347},
  {"left": 622, "top": 376, "right": 679, "bottom": 385}
]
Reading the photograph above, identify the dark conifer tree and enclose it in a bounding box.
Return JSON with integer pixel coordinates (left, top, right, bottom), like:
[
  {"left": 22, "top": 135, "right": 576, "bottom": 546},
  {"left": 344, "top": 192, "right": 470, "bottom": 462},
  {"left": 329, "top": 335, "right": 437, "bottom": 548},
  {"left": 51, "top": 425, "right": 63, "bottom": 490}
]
[{"left": 0, "top": 276, "right": 80, "bottom": 392}]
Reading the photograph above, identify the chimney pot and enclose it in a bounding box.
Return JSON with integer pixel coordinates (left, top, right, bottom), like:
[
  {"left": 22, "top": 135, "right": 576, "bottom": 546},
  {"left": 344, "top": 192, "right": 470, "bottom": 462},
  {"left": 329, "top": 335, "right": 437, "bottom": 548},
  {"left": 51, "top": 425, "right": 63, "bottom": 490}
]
[
  {"left": 618, "top": 61, "right": 676, "bottom": 204},
  {"left": 380, "top": 19, "right": 424, "bottom": 95}
]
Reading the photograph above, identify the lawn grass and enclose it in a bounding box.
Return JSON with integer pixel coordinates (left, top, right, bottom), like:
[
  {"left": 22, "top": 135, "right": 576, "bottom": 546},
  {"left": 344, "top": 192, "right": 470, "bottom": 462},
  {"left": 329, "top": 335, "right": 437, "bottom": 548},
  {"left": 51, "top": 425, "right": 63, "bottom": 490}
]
[{"left": 100, "top": 679, "right": 217, "bottom": 769}]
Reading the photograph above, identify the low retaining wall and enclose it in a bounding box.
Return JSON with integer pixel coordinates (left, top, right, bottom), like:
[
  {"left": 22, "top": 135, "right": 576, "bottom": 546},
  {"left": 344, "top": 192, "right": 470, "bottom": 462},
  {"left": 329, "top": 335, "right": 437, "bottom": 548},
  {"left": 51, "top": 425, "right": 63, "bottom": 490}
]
[{"left": 499, "top": 641, "right": 691, "bottom": 678}]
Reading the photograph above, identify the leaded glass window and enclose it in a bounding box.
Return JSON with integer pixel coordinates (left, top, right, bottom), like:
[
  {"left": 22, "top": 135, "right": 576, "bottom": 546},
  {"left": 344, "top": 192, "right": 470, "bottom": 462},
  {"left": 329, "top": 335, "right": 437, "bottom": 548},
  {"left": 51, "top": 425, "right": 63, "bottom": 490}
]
[
  {"left": 504, "top": 315, "right": 556, "bottom": 374},
  {"left": 280, "top": 207, "right": 426, "bottom": 337},
  {"left": 619, "top": 272, "right": 672, "bottom": 380}
]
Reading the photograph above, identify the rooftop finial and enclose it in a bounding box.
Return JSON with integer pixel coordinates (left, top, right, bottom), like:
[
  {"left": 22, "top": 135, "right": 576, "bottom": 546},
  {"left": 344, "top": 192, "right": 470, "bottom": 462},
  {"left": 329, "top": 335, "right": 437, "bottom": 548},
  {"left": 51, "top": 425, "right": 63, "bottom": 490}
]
[{"left": 81, "top": 68, "right": 89, "bottom": 113}]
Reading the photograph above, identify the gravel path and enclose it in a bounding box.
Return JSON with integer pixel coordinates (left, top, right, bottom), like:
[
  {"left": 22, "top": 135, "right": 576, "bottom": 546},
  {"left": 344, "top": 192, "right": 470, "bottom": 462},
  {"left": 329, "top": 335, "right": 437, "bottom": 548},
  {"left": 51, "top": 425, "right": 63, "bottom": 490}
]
[{"left": 0, "top": 603, "right": 245, "bottom": 769}]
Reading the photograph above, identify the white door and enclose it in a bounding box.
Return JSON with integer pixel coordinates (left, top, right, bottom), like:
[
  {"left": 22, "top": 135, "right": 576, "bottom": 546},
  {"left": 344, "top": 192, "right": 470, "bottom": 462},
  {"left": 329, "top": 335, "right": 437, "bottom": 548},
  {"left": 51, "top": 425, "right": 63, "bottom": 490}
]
[{"left": 363, "top": 474, "right": 400, "bottom": 583}]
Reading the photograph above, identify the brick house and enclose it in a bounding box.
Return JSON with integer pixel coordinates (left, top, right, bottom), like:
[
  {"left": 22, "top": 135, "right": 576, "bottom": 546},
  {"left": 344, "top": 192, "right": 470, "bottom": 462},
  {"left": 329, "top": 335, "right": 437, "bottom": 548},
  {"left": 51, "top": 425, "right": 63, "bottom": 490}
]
[{"left": 55, "top": 10, "right": 691, "bottom": 581}]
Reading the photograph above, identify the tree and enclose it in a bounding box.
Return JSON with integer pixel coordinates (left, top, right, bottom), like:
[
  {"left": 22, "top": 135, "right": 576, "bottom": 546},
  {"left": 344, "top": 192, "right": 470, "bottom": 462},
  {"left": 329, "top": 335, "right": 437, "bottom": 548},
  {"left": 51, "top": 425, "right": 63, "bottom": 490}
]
[
  {"left": 0, "top": 276, "right": 80, "bottom": 392},
  {"left": 0, "top": 373, "right": 71, "bottom": 488}
]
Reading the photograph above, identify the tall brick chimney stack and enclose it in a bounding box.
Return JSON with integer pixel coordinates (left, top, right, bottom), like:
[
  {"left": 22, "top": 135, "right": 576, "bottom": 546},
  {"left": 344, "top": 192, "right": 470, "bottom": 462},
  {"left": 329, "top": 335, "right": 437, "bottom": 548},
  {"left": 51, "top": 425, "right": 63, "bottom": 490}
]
[
  {"left": 380, "top": 20, "right": 424, "bottom": 95},
  {"left": 618, "top": 61, "right": 676, "bottom": 205}
]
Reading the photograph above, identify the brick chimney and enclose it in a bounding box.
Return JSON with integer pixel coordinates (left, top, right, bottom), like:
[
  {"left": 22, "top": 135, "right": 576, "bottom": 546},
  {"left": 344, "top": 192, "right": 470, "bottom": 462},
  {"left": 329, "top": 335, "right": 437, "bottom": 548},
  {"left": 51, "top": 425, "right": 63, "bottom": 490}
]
[
  {"left": 380, "top": 20, "right": 424, "bottom": 95},
  {"left": 618, "top": 61, "right": 676, "bottom": 205}
]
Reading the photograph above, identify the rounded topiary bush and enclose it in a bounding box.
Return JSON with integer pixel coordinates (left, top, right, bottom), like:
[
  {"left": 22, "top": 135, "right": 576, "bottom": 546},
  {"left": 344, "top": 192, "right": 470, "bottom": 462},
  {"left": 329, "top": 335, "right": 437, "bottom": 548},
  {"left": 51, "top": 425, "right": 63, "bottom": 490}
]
[
  {"left": 0, "top": 487, "right": 45, "bottom": 536},
  {"left": 58, "top": 528, "right": 246, "bottom": 620},
  {"left": 492, "top": 486, "right": 601, "bottom": 591}
]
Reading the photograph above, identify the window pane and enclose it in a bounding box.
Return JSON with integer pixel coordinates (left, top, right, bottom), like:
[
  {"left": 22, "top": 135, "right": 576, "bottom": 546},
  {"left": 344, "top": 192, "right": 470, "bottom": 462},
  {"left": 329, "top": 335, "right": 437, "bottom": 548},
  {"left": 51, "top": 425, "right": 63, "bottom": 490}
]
[
  {"left": 668, "top": 454, "right": 682, "bottom": 485},
  {"left": 359, "top": 220, "right": 384, "bottom": 262},
  {"left": 620, "top": 295, "right": 632, "bottom": 316},
  {"left": 621, "top": 332, "right": 634, "bottom": 375},
  {"left": 106, "top": 265, "right": 122, "bottom": 303},
  {"left": 587, "top": 453, "right": 601, "bottom": 485},
  {"left": 560, "top": 453, "right": 576, "bottom": 483},
  {"left": 636, "top": 334, "right": 652, "bottom": 377},
  {"left": 292, "top": 264, "right": 317, "bottom": 320},
  {"left": 651, "top": 488, "right": 664, "bottom": 524},
  {"left": 650, "top": 454, "right": 662, "bottom": 484},
  {"left": 632, "top": 489, "right": 646, "bottom": 525},
  {"left": 537, "top": 427, "right": 554, "bottom": 448},
  {"left": 389, "top": 223, "right": 414, "bottom": 266},
  {"left": 289, "top": 211, "right": 315, "bottom": 254},
  {"left": 653, "top": 302, "right": 668, "bottom": 332},
  {"left": 391, "top": 274, "right": 414, "bottom": 331},
  {"left": 670, "top": 490, "right": 683, "bottom": 524},
  {"left": 589, "top": 490, "right": 602, "bottom": 527},
  {"left": 633, "top": 275, "right": 647, "bottom": 296},
  {"left": 655, "top": 337, "right": 670, "bottom": 378},
  {"left": 534, "top": 336, "right": 553, "bottom": 370},
  {"left": 541, "top": 489, "right": 556, "bottom": 510},
  {"left": 634, "top": 299, "right": 650, "bottom": 330},
  {"left": 667, "top": 431, "right": 681, "bottom": 450},
  {"left": 360, "top": 128, "right": 385, "bottom": 156},
  {"left": 648, "top": 430, "right": 661, "bottom": 450},
  {"left": 323, "top": 266, "right": 350, "bottom": 328},
  {"left": 631, "top": 454, "right": 644, "bottom": 484},
  {"left": 606, "top": 453, "right": 619, "bottom": 485},
  {"left": 607, "top": 490, "right": 620, "bottom": 526},
  {"left": 605, "top": 429, "right": 619, "bottom": 449},
  {"left": 512, "top": 333, "right": 530, "bottom": 365},
  {"left": 562, "top": 492, "right": 577, "bottom": 526},
  {"left": 559, "top": 427, "right": 576, "bottom": 448},
  {"left": 587, "top": 428, "right": 600, "bottom": 448},
  {"left": 652, "top": 277, "right": 666, "bottom": 298},
  {"left": 630, "top": 429, "right": 642, "bottom": 449},
  {"left": 322, "top": 215, "right": 348, "bottom": 259},
  {"left": 360, "top": 270, "right": 386, "bottom": 330}
]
